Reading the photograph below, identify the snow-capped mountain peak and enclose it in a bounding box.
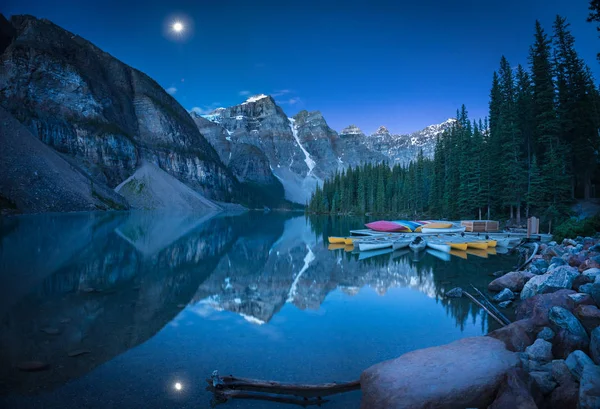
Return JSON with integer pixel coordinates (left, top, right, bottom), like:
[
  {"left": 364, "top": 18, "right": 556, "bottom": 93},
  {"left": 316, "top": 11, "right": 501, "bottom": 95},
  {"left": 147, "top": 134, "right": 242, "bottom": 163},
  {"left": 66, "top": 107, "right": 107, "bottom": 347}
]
[
  {"left": 242, "top": 94, "right": 269, "bottom": 104},
  {"left": 340, "top": 124, "right": 364, "bottom": 136},
  {"left": 373, "top": 125, "right": 390, "bottom": 136}
]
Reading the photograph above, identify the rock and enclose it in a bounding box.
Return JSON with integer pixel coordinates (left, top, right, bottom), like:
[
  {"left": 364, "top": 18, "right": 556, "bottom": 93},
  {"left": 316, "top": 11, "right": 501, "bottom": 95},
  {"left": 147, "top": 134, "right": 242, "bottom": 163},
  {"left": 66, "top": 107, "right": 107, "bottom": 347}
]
[
  {"left": 583, "top": 267, "right": 600, "bottom": 280},
  {"left": 67, "top": 349, "right": 91, "bottom": 357},
  {"left": 579, "top": 258, "right": 600, "bottom": 272},
  {"left": 568, "top": 253, "right": 586, "bottom": 268},
  {"left": 548, "top": 377, "right": 579, "bottom": 409},
  {"left": 573, "top": 274, "right": 594, "bottom": 292},
  {"left": 446, "top": 287, "right": 463, "bottom": 298},
  {"left": 538, "top": 327, "right": 555, "bottom": 341},
  {"left": 590, "top": 244, "right": 600, "bottom": 252},
  {"left": 576, "top": 304, "right": 600, "bottom": 334},
  {"left": 526, "top": 338, "right": 554, "bottom": 363},
  {"left": 565, "top": 350, "right": 594, "bottom": 381},
  {"left": 555, "top": 328, "right": 592, "bottom": 359},
  {"left": 568, "top": 293, "right": 595, "bottom": 306},
  {"left": 488, "top": 319, "right": 537, "bottom": 352},
  {"left": 564, "top": 239, "right": 578, "bottom": 246},
  {"left": 590, "top": 327, "right": 600, "bottom": 365},
  {"left": 550, "top": 307, "right": 590, "bottom": 341},
  {"left": 498, "top": 301, "right": 512, "bottom": 309},
  {"left": 579, "top": 363, "right": 600, "bottom": 409},
  {"left": 16, "top": 361, "right": 49, "bottom": 372},
  {"left": 552, "top": 359, "right": 575, "bottom": 385},
  {"left": 489, "top": 272, "right": 528, "bottom": 293},
  {"left": 487, "top": 368, "right": 538, "bottom": 409},
  {"left": 580, "top": 283, "right": 595, "bottom": 294},
  {"left": 550, "top": 307, "right": 591, "bottom": 358},
  {"left": 516, "top": 290, "right": 576, "bottom": 327},
  {"left": 529, "top": 265, "right": 541, "bottom": 275},
  {"left": 493, "top": 288, "right": 515, "bottom": 303},
  {"left": 533, "top": 259, "right": 549, "bottom": 271},
  {"left": 529, "top": 371, "right": 557, "bottom": 395},
  {"left": 550, "top": 257, "right": 567, "bottom": 267},
  {"left": 40, "top": 327, "right": 60, "bottom": 335},
  {"left": 360, "top": 337, "right": 519, "bottom": 409},
  {"left": 520, "top": 266, "right": 578, "bottom": 300}
]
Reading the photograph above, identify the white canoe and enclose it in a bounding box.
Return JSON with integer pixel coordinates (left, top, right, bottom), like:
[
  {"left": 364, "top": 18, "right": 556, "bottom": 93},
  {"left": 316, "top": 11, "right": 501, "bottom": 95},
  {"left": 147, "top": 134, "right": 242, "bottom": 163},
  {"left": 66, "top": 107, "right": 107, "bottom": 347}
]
[
  {"left": 421, "top": 226, "right": 466, "bottom": 234},
  {"left": 358, "top": 240, "right": 393, "bottom": 251},
  {"left": 393, "top": 239, "right": 412, "bottom": 250},
  {"left": 409, "top": 240, "right": 427, "bottom": 252},
  {"left": 426, "top": 240, "right": 451, "bottom": 253}
]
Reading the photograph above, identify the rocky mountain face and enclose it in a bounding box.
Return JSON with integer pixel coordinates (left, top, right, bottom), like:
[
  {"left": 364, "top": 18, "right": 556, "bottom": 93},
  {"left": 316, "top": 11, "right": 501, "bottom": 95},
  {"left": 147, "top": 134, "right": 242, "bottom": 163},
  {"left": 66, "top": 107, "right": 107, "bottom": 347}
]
[
  {"left": 197, "top": 94, "right": 456, "bottom": 203},
  {"left": 0, "top": 14, "right": 238, "bottom": 213}
]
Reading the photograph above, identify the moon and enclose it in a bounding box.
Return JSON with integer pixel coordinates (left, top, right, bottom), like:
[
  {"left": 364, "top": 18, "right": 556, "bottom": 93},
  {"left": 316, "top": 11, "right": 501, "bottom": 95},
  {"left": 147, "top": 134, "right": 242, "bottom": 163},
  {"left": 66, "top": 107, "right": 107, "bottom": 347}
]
[
  {"left": 172, "top": 21, "right": 184, "bottom": 33},
  {"left": 174, "top": 382, "right": 182, "bottom": 391}
]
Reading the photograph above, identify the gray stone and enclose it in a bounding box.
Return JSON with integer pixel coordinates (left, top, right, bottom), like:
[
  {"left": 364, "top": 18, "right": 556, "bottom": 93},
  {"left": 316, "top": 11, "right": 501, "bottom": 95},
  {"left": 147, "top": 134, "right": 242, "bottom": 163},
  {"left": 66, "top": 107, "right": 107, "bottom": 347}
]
[
  {"left": 488, "top": 272, "right": 528, "bottom": 293},
  {"left": 583, "top": 267, "right": 600, "bottom": 280},
  {"left": 579, "top": 364, "right": 600, "bottom": 409},
  {"left": 493, "top": 288, "right": 515, "bottom": 303},
  {"left": 360, "top": 336, "right": 519, "bottom": 409},
  {"left": 552, "top": 359, "right": 575, "bottom": 385},
  {"left": 580, "top": 283, "right": 595, "bottom": 294},
  {"left": 525, "top": 338, "right": 553, "bottom": 363},
  {"left": 529, "top": 371, "right": 557, "bottom": 395},
  {"left": 569, "top": 293, "right": 593, "bottom": 304},
  {"left": 488, "top": 368, "right": 538, "bottom": 409},
  {"left": 537, "top": 327, "right": 555, "bottom": 341},
  {"left": 549, "top": 306, "right": 590, "bottom": 342},
  {"left": 564, "top": 239, "right": 578, "bottom": 246},
  {"left": 446, "top": 287, "right": 463, "bottom": 298},
  {"left": 498, "top": 300, "right": 512, "bottom": 309},
  {"left": 575, "top": 304, "right": 600, "bottom": 334},
  {"left": 589, "top": 244, "right": 600, "bottom": 252},
  {"left": 565, "top": 350, "right": 594, "bottom": 381},
  {"left": 591, "top": 327, "right": 600, "bottom": 365},
  {"left": 520, "top": 266, "right": 579, "bottom": 300},
  {"left": 548, "top": 241, "right": 558, "bottom": 247},
  {"left": 550, "top": 257, "right": 567, "bottom": 267}
]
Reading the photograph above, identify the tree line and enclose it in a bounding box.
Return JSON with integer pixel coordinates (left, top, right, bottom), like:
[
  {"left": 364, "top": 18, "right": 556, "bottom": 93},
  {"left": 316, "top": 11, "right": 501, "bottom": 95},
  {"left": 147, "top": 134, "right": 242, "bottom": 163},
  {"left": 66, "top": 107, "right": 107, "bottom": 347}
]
[{"left": 307, "top": 15, "right": 600, "bottom": 227}]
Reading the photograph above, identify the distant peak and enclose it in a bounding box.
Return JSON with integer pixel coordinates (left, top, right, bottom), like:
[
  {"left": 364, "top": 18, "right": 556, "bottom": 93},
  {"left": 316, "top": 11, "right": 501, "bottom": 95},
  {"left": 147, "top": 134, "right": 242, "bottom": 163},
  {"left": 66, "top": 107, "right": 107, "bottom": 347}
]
[
  {"left": 374, "top": 126, "right": 390, "bottom": 135},
  {"left": 242, "top": 94, "right": 269, "bottom": 104},
  {"left": 340, "top": 124, "right": 364, "bottom": 135}
]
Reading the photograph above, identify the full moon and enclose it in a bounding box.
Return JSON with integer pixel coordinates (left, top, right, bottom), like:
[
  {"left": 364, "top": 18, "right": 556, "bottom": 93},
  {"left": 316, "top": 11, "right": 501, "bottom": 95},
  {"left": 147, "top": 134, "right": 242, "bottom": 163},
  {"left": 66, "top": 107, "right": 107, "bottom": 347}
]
[
  {"left": 172, "top": 22, "right": 184, "bottom": 33},
  {"left": 174, "top": 382, "right": 182, "bottom": 391}
]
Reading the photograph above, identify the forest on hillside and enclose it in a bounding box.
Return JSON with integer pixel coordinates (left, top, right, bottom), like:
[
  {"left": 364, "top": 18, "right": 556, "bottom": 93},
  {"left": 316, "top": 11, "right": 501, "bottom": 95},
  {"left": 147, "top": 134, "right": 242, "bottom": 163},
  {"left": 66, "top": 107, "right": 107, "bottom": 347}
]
[{"left": 307, "top": 15, "right": 600, "bottom": 227}]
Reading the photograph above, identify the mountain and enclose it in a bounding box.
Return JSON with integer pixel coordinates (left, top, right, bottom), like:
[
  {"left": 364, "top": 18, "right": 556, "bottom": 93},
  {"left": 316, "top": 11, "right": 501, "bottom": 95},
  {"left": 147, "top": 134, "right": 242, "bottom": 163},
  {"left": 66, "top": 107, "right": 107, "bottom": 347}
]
[
  {"left": 0, "top": 14, "right": 238, "bottom": 213},
  {"left": 197, "top": 95, "right": 456, "bottom": 203}
]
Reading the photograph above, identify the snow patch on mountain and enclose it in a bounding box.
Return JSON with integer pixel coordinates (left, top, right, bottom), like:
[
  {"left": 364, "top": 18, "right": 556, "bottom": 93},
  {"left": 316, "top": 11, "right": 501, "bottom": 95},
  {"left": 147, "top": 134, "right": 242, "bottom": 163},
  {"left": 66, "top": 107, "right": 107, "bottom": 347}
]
[
  {"left": 287, "top": 244, "right": 315, "bottom": 303},
  {"left": 242, "top": 94, "right": 268, "bottom": 104},
  {"left": 288, "top": 118, "right": 316, "bottom": 175}
]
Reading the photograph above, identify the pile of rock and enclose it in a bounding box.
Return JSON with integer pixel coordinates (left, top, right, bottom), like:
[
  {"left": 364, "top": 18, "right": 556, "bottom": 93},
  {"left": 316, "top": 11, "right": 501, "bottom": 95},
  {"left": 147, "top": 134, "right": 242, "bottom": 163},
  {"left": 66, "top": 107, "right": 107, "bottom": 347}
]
[
  {"left": 484, "top": 236, "right": 600, "bottom": 408},
  {"left": 360, "top": 236, "right": 600, "bottom": 408}
]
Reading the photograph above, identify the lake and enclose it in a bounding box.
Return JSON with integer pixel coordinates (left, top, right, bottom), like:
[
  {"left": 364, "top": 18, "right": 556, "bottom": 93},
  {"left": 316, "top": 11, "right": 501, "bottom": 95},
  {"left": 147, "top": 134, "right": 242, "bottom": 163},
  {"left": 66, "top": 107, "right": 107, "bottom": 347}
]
[{"left": 0, "top": 211, "right": 519, "bottom": 408}]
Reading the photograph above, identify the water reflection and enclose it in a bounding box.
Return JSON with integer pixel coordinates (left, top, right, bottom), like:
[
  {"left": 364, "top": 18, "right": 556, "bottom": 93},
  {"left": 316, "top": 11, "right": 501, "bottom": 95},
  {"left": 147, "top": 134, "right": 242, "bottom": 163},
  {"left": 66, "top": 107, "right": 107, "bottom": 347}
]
[{"left": 0, "top": 212, "right": 517, "bottom": 400}]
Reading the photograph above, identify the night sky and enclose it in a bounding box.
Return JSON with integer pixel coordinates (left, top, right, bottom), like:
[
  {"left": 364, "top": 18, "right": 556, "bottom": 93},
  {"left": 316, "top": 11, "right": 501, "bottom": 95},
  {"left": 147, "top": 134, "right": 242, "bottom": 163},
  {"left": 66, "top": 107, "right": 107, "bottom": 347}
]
[{"left": 3, "top": 0, "right": 600, "bottom": 134}]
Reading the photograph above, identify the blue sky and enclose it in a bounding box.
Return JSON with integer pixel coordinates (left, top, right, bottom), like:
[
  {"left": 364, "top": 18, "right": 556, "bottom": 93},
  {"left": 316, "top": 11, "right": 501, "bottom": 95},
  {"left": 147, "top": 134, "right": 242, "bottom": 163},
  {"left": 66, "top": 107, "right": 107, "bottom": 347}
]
[{"left": 4, "top": 0, "right": 600, "bottom": 134}]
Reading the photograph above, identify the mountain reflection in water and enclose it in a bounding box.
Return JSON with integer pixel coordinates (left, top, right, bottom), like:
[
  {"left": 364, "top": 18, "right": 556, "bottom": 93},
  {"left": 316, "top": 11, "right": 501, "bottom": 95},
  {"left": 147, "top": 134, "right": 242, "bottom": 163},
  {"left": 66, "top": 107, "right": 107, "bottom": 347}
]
[{"left": 0, "top": 212, "right": 518, "bottom": 408}]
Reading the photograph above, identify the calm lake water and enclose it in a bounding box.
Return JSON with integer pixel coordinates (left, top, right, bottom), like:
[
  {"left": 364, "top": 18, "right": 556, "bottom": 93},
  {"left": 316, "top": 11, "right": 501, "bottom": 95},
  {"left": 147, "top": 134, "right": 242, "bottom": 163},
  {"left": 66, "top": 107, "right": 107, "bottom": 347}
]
[{"left": 0, "top": 212, "right": 519, "bottom": 408}]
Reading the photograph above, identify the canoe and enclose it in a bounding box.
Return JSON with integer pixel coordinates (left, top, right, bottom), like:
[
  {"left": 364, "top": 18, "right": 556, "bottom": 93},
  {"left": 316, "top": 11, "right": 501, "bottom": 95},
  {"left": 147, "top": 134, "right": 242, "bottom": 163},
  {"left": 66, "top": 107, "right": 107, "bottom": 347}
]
[
  {"left": 466, "top": 240, "right": 488, "bottom": 250},
  {"left": 485, "top": 240, "right": 497, "bottom": 248},
  {"left": 358, "top": 240, "right": 393, "bottom": 251},
  {"left": 409, "top": 237, "right": 427, "bottom": 252},
  {"left": 467, "top": 248, "right": 488, "bottom": 258},
  {"left": 445, "top": 241, "right": 468, "bottom": 251},
  {"left": 421, "top": 226, "right": 466, "bottom": 234},
  {"left": 365, "top": 221, "right": 411, "bottom": 233},
  {"left": 358, "top": 248, "right": 393, "bottom": 260},
  {"left": 344, "top": 237, "right": 355, "bottom": 245},
  {"left": 393, "top": 239, "right": 412, "bottom": 250},
  {"left": 426, "top": 239, "right": 451, "bottom": 253},
  {"left": 495, "top": 238, "right": 512, "bottom": 248},
  {"left": 427, "top": 249, "right": 451, "bottom": 262},
  {"left": 450, "top": 249, "right": 468, "bottom": 259},
  {"left": 421, "top": 222, "right": 453, "bottom": 229},
  {"left": 328, "top": 237, "right": 346, "bottom": 244}
]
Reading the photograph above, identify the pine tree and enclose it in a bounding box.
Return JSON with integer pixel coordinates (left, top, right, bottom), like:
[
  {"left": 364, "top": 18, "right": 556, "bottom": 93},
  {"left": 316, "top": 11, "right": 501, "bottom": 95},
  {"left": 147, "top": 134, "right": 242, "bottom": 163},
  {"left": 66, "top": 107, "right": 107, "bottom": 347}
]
[{"left": 588, "top": 0, "right": 600, "bottom": 60}]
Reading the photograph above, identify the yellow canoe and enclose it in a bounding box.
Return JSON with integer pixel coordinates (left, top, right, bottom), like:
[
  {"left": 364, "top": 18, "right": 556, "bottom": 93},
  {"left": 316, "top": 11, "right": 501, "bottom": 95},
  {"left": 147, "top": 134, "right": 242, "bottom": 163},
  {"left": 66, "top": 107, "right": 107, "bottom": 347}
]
[
  {"left": 450, "top": 249, "right": 468, "bottom": 259},
  {"left": 328, "top": 237, "right": 346, "bottom": 244},
  {"left": 487, "top": 247, "right": 497, "bottom": 255},
  {"left": 446, "top": 241, "right": 468, "bottom": 251},
  {"left": 485, "top": 240, "right": 497, "bottom": 248},
  {"left": 466, "top": 241, "right": 488, "bottom": 250},
  {"left": 344, "top": 237, "right": 354, "bottom": 245}
]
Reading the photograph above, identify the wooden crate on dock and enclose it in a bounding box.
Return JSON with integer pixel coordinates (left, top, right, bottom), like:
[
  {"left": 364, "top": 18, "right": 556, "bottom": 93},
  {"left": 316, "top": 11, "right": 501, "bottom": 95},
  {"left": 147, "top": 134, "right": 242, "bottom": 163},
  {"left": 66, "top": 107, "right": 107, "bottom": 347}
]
[{"left": 461, "top": 220, "right": 499, "bottom": 232}]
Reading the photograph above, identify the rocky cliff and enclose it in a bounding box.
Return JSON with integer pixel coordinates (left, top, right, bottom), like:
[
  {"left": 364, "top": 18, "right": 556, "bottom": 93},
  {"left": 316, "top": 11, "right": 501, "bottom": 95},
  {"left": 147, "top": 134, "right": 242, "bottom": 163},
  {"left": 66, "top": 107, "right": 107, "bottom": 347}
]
[{"left": 0, "top": 14, "right": 237, "bottom": 208}]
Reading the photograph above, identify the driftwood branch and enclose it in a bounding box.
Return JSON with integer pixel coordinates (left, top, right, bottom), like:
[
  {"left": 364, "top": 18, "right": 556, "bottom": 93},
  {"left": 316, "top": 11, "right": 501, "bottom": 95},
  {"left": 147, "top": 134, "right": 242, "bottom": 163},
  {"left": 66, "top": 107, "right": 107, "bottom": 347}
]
[
  {"left": 206, "top": 371, "right": 360, "bottom": 406},
  {"left": 516, "top": 243, "right": 539, "bottom": 271},
  {"left": 469, "top": 284, "right": 511, "bottom": 326},
  {"left": 461, "top": 290, "right": 507, "bottom": 327}
]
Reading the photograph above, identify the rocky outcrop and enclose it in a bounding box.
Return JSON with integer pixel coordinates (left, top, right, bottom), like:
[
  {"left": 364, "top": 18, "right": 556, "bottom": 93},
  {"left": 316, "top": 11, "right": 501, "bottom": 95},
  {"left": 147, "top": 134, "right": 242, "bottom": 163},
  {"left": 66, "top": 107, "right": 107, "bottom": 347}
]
[
  {"left": 0, "top": 106, "right": 128, "bottom": 213},
  {"left": 0, "top": 15, "right": 237, "bottom": 204},
  {"left": 520, "top": 266, "right": 578, "bottom": 299},
  {"left": 360, "top": 336, "right": 518, "bottom": 409}
]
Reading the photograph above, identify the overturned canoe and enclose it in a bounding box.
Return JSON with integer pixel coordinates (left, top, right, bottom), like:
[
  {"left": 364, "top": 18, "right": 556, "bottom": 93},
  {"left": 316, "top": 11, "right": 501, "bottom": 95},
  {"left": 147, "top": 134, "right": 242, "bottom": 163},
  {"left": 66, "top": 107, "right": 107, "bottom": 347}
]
[
  {"left": 421, "top": 226, "right": 466, "bottom": 234},
  {"left": 426, "top": 239, "right": 451, "bottom": 253},
  {"left": 328, "top": 237, "right": 346, "bottom": 244},
  {"left": 365, "top": 221, "right": 411, "bottom": 233}
]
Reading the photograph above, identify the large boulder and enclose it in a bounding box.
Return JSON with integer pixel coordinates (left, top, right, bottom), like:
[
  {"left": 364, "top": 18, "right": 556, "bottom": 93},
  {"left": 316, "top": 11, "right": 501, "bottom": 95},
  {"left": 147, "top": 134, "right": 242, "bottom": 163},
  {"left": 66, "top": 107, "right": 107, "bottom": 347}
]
[
  {"left": 360, "top": 337, "right": 518, "bottom": 409},
  {"left": 550, "top": 307, "right": 591, "bottom": 358},
  {"left": 520, "top": 266, "right": 578, "bottom": 300},
  {"left": 583, "top": 267, "right": 600, "bottom": 280},
  {"left": 488, "top": 271, "right": 530, "bottom": 293},
  {"left": 565, "top": 350, "right": 594, "bottom": 381},
  {"left": 579, "top": 364, "right": 600, "bottom": 409},
  {"left": 488, "top": 319, "right": 538, "bottom": 352},
  {"left": 575, "top": 304, "right": 600, "bottom": 334},
  {"left": 591, "top": 327, "right": 600, "bottom": 365},
  {"left": 525, "top": 338, "right": 553, "bottom": 363},
  {"left": 487, "top": 368, "right": 538, "bottom": 409},
  {"left": 516, "top": 290, "right": 576, "bottom": 327}
]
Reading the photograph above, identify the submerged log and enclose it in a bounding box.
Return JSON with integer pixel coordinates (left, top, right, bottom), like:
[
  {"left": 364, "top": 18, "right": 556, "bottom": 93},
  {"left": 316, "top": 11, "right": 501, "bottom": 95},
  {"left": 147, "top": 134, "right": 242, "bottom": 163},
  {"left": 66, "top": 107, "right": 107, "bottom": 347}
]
[
  {"left": 470, "top": 284, "right": 511, "bottom": 326},
  {"left": 462, "top": 291, "right": 507, "bottom": 327}
]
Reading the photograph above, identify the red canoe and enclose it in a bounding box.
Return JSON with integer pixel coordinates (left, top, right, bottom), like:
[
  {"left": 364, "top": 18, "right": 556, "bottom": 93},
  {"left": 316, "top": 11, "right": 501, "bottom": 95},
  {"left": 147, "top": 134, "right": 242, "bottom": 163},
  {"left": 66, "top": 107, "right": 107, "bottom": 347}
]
[{"left": 365, "top": 221, "right": 411, "bottom": 233}]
